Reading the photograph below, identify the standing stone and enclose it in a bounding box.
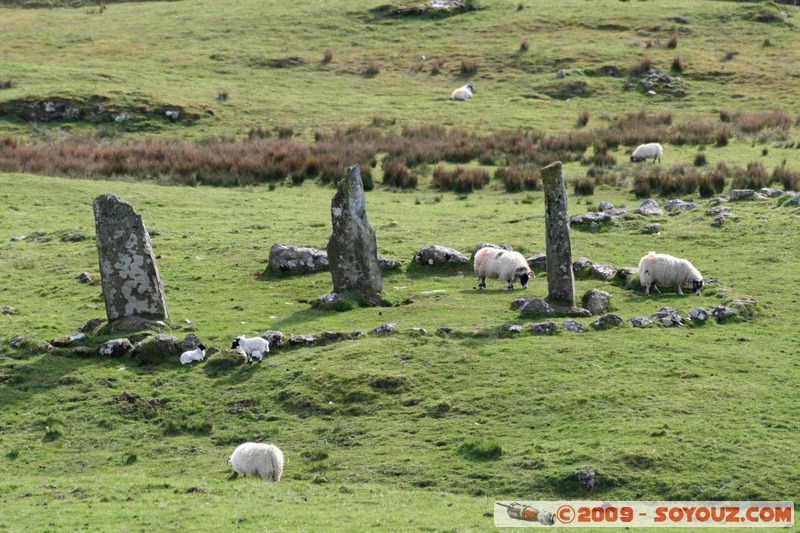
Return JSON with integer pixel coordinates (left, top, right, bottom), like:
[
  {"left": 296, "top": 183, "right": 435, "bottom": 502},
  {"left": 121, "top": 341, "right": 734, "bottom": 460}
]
[
  {"left": 327, "top": 165, "right": 383, "bottom": 302},
  {"left": 541, "top": 161, "right": 576, "bottom": 306},
  {"left": 93, "top": 195, "right": 168, "bottom": 322}
]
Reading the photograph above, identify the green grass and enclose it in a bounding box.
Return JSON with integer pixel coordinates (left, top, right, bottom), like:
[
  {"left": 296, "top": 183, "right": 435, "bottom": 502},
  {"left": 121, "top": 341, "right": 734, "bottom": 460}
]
[{"left": 2, "top": 0, "right": 800, "bottom": 530}]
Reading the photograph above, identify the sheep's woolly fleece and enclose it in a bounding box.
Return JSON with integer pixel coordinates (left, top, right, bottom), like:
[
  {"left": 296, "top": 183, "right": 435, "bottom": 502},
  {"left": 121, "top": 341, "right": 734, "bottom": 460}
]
[
  {"left": 474, "top": 247, "right": 533, "bottom": 289},
  {"left": 638, "top": 251, "right": 703, "bottom": 296},
  {"left": 228, "top": 442, "right": 284, "bottom": 481},
  {"left": 631, "top": 142, "right": 663, "bottom": 163}
]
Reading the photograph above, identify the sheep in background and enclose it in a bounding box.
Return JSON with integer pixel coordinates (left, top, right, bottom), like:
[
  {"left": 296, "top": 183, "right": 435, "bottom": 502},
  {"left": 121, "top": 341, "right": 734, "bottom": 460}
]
[
  {"left": 451, "top": 84, "right": 475, "bottom": 101},
  {"left": 638, "top": 251, "right": 703, "bottom": 296},
  {"left": 228, "top": 442, "right": 284, "bottom": 481},
  {"left": 474, "top": 246, "right": 533, "bottom": 290},
  {"left": 230, "top": 335, "right": 269, "bottom": 364},
  {"left": 630, "top": 142, "right": 663, "bottom": 163},
  {"left": 180, "top": 343, "right": 206, "bottom": 365}
]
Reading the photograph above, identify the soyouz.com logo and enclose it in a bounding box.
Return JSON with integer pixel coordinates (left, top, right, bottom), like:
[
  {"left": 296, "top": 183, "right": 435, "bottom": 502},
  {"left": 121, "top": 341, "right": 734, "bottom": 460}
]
[{"left": 493, "top": 501, "right": 794, "bottom": 528}]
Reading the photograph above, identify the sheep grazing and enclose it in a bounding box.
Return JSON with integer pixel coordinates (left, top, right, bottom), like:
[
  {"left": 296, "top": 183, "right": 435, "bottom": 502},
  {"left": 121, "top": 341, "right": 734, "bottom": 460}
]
[
  {"left": 228, "top": 442, "right": 284, "bottom": 482},
  {"left": 474, "top": 246, "right": 533, "bottom": 290},
  {"left": 451, "top": 84, "right": 475, "bottom": 101},
  {"left": 180, "top": 343, "right": 206, "bottom": 365},
  {"left": 230, "top": 335, "right": 269, "bottom": 364},
  {"left": 638, "top": 251, "right": 703, "bottom": 296},
  {"left": 630, "top": 142, "right": 663, "bottom": 163}
]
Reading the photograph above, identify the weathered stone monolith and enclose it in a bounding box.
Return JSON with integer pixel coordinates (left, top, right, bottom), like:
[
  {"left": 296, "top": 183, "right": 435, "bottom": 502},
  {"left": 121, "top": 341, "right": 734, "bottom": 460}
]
[
  {"left": 541, "top": 161, "right": 576, "bottom": 306},
  {"left": 327, "top": 165, "right": 383, "bottom": 303},
  {"left": 93, "top": 195, "right": 168, "bottom": 323}
]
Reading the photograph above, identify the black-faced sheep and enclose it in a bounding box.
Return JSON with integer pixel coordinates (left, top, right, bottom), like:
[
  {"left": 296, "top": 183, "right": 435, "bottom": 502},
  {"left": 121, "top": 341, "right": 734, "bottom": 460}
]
[
  {"left": 230, "top": 335, "right": 269, "bottom": 364},
  {"left": 638, "top": 251, "right": 703, "bottom": 296},
  {"left": 451, "top": 84, "right": 475, "bottom": 101},
  {"left": 180, "top": 343, "right": 206, "bottom": 365},
  {"left": 228, "top": 442, "right": 284, "bottom": 481},
  {"left": 630, "top": 142, "right": 663, "bottom": 163},
  {"left": 474, "top": 247, "right": 533, "bottom": 290}
]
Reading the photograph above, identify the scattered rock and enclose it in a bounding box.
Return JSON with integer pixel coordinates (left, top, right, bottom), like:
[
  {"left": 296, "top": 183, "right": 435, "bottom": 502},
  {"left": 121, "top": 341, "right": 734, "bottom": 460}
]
[
  {"left": 179, "top": 334, "right": 203, "bottom": 352},
  {"left": 512, "top": 298, "right": 555, "bottom": 316},
  {"left": 289, "top": 334, "right": 317, "bottom": 346},
  {"left": 665, "top": 199, "right": 696, "bottom": 213},
  {"left": 413, "top": 246, "right": 468, "bottom": 266},
  {"left": 598, "top": 201, "right": 614, "bottom": 212},
  {"left": 104, "top": 316, "right": 166, "bottom": 334},
  {"left": 614, "top": 267, "right": 638, "bottom": 283},
  {"left": 589, "top": 264, "right": 616, "bottom": 281},
  {"left": 99, "top": 338, "right": 134, "bottom": 357},
  {"left": 561, "top": 320, "right": 588, "bottom": 333},
  {"left": 530, "top": 322, "right": 559, "bottom": 335},
  {"left": 10, "top": 335, "right": 28, "bottom": 347},
  {"left": 634, "top": 199, "right": 664, "bottom": 216},
  {"left": 81, "top": 318, "right": 106, "bottom": 333},
  {"left": 72, "top": 346, "right": 92, "bottom": 356},
  {"left": 76, "top": 272, "right": 93, "bottom": 283},
  {"left": 321, "top": 331, "right": 344, "bottom": 342},
  {"left": 0, "top": 306, "right": 16, "bottom": 316},
  {"left": 265, "top": 331, "right": 286, "bottom": 349},
  {"left": 643, "top": 223, "right": 661, "bottom": 234},
  {"left": 653, "top": 307, "right": 683, "bottom": 327},
  {"left": 410, "top": 328, "right": 428, "bottom": 335},
  {"left": 576, "top": 468, "right": 596, "bottom": 491},
  {"left": 710, "top": 306, "right": 736, "bottom": 322},
  {"left": 688, "top": 307, "right": 708, "bottom": 322},
  {"left": 371, "top": 323, "right": 397, "bottom": 335},
  {"left": 759, "top": 188, "right": 785, "bottom": 198},
  {"left": 730, "top": 189, "right": 755, "bottom": 201},
  {"left": 350, "top": 331, "right": 365, "bottom": 339},
  {"left": 526, "top": 253, "right": 548, "bottom": 273},
  {"left": 592, "top": 313, "right": 623, "bottom": 329},
  {"left": 627, "top": 316, "right": 653, "bottom": 328},
  {"left": 582, "top": 289, "right": 611, "bottom": 316},
  {"left": 436, "top": 327, "right": 454, "bottom": 336},
  {"left": 268, "top": 243, "right": 329, "bottom": 274},
  {"left": 572, "top": 257, "right": 593, "bottom": 276},
  {"left": 505, "top": 325, "right": 523, "bottom": 334}
]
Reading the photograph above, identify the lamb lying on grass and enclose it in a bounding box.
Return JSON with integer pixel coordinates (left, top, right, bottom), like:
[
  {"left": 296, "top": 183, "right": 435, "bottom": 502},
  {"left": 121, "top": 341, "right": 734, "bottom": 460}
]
[
  {"left": 451, "top": 84, "right": 475, "bottom": 100},
  {"left": 180, "top": 343, "right": 206, "bottom": 365},
  {"left": 228, "top": 442, "right": 284, "bottom": 481},
  {"left": 638, "top": 251, "right": 703, "bottom": 296}
]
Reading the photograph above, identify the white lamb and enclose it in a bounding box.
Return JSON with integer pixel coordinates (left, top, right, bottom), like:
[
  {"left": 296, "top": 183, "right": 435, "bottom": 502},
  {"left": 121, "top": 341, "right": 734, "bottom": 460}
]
[
  {"left": 180, "top": 343, "right": 206, "bottom": 365},
  {"left": 230, "top": 335, "right": 269, "bottom": 364},
  {"left": 228, "top": 442, "right": 284, "bottom": 481},
  {"left": 630, "top": 142, "right": 663, "bottom": 163},
  {"left": 638, "top": 251, "right": 703, "bottom": 296},
  {"left": 451, "top": 84, "right": 475, "bottom": 101},
  {"left": 474, "top": 246, "right": 533, "bottom": 290}
]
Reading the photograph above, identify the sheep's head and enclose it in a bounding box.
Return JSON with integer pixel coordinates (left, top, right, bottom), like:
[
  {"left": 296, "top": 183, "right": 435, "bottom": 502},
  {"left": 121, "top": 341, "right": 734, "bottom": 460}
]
[
  {"left": 230, "top": 337, "right": 243, "bottom": 349},
  {"left": 692, "top": 279, "right": 704, "bottom": 296},
  {"left": 198, "top": 343, "right": 206, "bottom": 351},
  {"left": 466, "top": 84, "right": 475, "bottom": 93},
  {"left": 516, "top": 267, "right": 531, "bottom": 289}
]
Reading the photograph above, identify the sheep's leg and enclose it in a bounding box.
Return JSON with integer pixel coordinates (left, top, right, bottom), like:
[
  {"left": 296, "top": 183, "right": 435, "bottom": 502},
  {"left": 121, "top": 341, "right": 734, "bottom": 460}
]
[
  {"left": 677, "top": 286, "right": 683, "bottom": 296},
  {"left": 507, "top": 281, "right": 514, "bottom": 290},
  {"left": 652, "top": 284, "right": 661, "bottom": 294},
  {"left": 478, "top": 276, "right": 486, "bottom": 289},
  {"left": 645, "top": 285, "right": 650, "bottom": 297}
]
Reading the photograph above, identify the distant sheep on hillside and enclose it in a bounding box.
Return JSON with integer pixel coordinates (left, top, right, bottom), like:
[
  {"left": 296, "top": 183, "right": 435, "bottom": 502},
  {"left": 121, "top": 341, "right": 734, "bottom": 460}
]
[
  {"left": 230, "top": 335, "right": 269, "bottom": 364},
  {"left": 638, "top": 251, "right": 703, "bottom": 296},
  {"left": 474, "top": 246, "right": 533, "bottom": 290},
  {"left": 228, "top": 442, "right": 284, "bottom": 481},
  {"left": 451, "top": 84, "right": 475, "bottom": 101},
  {"left": 180, "top": 343, "right": 206, "bottom": 365},
  {"left": 631, "top": 142, "right": 663, "bottom": 163}
]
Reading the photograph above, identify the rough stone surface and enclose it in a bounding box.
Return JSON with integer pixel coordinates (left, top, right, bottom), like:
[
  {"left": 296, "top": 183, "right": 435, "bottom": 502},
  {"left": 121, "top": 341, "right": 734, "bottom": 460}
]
[
  {"left": 576, "top": 468, "right": 597, "bottom": 491},
  {"left": 598, "top": 201, "right": 614, "bottom": 212},
  {"left": 653, "top": 307, "right": 684, "bottom": 327},
  {"left": 665, "top": 199, "right": 696, "bottom": 213},
  {"left": 614, "top": 267, "right": 638, "bottom": 283},
  {"left": 589, "top": 264, "right": 616, "bottom": 281},
  {"left": 265, "top": 331, "right": 286, "bottom": 349},
  {"left": 506, "top": 325, "right": 523, "bottom": 334},
  {"left": 688, "top": 307, "right": 708, "bottom": 322},
  {"left": 76, "top": 272, "right": 93, "bottom": 283},
  {"left": 634, "top": 199, "right": 664, "bottom": 216},
  {"left": 410, "top": 328, "right": 428, "bottom": 335},
  {"left": 413, "top": 245, "right": 468, "bottom": 266},
  {"left": 104, "top": 316, "right": 166, "bottom": 334},
  {"left": 93, "top": 195, "right": 168, "bottom": 322},
  {"left": 627, "top": 316, "right": 653, "bottom": 328},
  {"left": 730, "top": 189, "right": 755, "bottom": 201},
  {"left": 592, "top": 313, "right": 624, "bottom": 329},
  {"left": 531, "top": 322, "right": 559, "bottom": 335},
  {"left": 179, "top": 334, "right": 203, "bottom": 352},
  {"left": 759, "top": 188, "right": 785, "bottom": 198},
  {"left": 561, "top": 320, "right": 588, "bottom": 333},
  {"left": 582, "top": 289, "right": 611, "bottom": 316},
  {"left": 526, "top": 253, "right": 547, "bottom": 272},
  {"left": 371, "top": 323, "right": 397, "bottom": 335},
  {"left": 289, "top": 334, "right": 317, "bottom": 346},
  {"left": 327, "top": 165, "right": 383, "bottom": 299},
  {"left": 436, "top": 327, "right": 454, "bottom": 336},
  {"left": 10, "top": 336, "right": 27, "bottom": 347},
  {"left": 710, "top": 306, "right": 736, "bottom": 322},
  {"left": 572, "top": 257, "right": 593, "bottom": 275},
  {"left": 269, "top": 243, "right": 329, "bottom": 274},
  {"left": 154, "top": 334, "right": 180, "bottom": 355},
  {"left": 512, "top": 298, "right": 555, "bottom": 316},
  {"left": 1, "top": 306, "right": 16, "bottom": 316},
  {"left": 99, "top": 338, "right": 133, "bottom": 357},
  {"left": 542, "top": 161, "right": 576, "bottom": 306},
  {"left": 643, "top": 223, "right": 661, "bottom": 234},
  {"left": 314, "top": 292, "right": 347, "bottom": 307}
]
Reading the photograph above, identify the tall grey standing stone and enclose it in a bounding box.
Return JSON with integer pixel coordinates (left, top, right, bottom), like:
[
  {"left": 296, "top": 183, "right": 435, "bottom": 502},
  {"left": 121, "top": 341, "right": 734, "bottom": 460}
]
[
  {"left": 327, "top": 165, "right": 383, "bottom": 303},
  {"left": 93, "top": 195, "right": 168, "bottom": 322},
  {"left": 541, "top": 161, "right": 576, "bottom": 306}
]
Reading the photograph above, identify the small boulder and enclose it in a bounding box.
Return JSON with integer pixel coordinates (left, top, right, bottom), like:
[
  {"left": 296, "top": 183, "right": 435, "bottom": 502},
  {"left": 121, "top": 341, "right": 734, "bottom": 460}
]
[
  {"left": 99, "top": 338, "right": 133, "bottom": 357},
  {"left": 413, "top": 246, "right": 468, "bottom": 266},
  {"left": 665, "top": 199, "right": 696, "bottom": 213},
  {"left": 526, "top": 253, "right": 547, "bottom": 273},
  {"left": 582, "top": 289, "right": 611, "bottom": 316},
  {"left": 688, "top": 307, "right": 708, "bottom": 322},
  {"left": 371, "top": 323, "right": 397, "bottom": 335},
  {"left": 592, "top": 313, "right": 623, "bottom": 329},
  {"left": 512, "top": 298, "right": 555, "bottom": 316},
  {"left": 710, "top": 306, "right": 736, "bottom": 322},
  {"left": 530, "top": 322, "right": 559, "bottom": 335},
  {"left": 627, "top": 316, "right": 653, "bottom": 328},
  {"left": 653, "top": 307, "right": 683, "bottom": 327},
  {"left": 634, "top": 199, "right": 664, "bottom": 216},
  {"left": 561, "top": 320, "right": 588, "bottom": 333},
  {"left": 730, "top": 189, "right": 755, "bottom": 201},
  {"left": 589, "top": 264, "right": 616, "bottom": 281},
  {"left": 268, "top": 243, "right": 329, "bottom": 274},
  {"left": 265, "top": 331, "right": 285, "bottom": 349}
]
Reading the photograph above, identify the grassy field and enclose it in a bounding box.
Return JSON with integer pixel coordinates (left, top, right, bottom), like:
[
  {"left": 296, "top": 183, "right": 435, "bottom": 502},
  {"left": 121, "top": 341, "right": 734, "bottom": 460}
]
[{"left": 2, "top": 0, "right": 800, "bottom": 531}]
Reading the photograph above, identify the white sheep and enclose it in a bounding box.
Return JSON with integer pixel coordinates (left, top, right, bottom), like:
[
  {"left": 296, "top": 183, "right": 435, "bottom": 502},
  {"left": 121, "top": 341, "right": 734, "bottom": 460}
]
[
  {"left": 630, "top": 142, "right": 663, "bottom": 163},
  {"left": 180, "top": 343, "right": 206, "bottom": 365},
  {"left": 638, "top": 251, "right": 703, "bottom": 296},
  {"left": 451, "top": 84, "right": 475, "bottom": 101},
  {"left": 228, "top": 442, "right": 284, "bottom": 481},
  {"left": 474, "top": 246, "right": 533, "bottom": 290},
  {"left": 230, "top": 335, "right": 269, "bottom": 364}
]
